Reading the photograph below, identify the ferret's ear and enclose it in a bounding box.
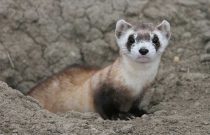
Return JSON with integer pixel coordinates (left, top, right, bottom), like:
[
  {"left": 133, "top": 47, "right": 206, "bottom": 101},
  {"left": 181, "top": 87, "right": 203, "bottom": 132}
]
[
  {"left": 115, "top": 19, "right": 132, "bottom": 39},
  {"left": 156, "top": 20, "right": 171, "bottom": 39}
]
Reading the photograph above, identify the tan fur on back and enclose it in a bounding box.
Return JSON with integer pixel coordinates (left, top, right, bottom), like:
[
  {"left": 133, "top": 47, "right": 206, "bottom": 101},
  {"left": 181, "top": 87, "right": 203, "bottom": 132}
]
[
  {"left": 28, "top": 66, "right": 98, "bottom": 112},
  {"left": 28, "top": 58, "right": 127, "bottom": 112}
]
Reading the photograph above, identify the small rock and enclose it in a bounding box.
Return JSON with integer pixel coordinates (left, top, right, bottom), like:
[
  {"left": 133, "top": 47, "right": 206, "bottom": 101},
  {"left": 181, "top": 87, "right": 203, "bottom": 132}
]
[
  {"left": 173, "top": 56, "right": 180, "bottom": 63},
  {"left": 120, "top": 124, "right": 133, "bottom": 133},
  {"left": 201, "top": 121, "right": 209, "bottom": 125},
  {"left": 142, "top": 114, "right": 149, "bottom": 121},
  {"left": 200, "top": 54, "right": 210, "bottom": 62}
]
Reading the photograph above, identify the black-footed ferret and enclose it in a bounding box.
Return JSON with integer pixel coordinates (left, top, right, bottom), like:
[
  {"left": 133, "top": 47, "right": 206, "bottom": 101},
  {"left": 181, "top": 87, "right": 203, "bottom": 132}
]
[{"left": 28, "top": 19, "right": 171, "bottom": 120}]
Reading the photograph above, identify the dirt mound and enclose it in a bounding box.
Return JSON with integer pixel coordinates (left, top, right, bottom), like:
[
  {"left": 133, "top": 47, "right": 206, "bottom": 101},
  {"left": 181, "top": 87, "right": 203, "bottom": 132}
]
[
  {"left": 0, "top": 0, "right": 210, "bottom": 134},
  {"left": 1, "top": 72, "right": 210, "bottom": 134}
]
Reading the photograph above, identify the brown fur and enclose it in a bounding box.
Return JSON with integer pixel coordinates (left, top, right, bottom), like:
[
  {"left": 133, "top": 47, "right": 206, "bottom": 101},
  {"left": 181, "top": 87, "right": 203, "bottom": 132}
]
[
  {"left": 133, "top": 23, "right": 155, "bottom": 41},
  {"left": 28, "top": 65, "right": 99, "bottom": 112},
  {"left": 28, "top": 59, "right": 135, "bottom": 114}
]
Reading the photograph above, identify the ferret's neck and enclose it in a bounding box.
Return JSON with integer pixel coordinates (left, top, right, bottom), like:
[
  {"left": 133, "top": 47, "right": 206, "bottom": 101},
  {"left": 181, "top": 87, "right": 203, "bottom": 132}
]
[{"left": 117, "top": 55, "right": 161, "bottom": 96}]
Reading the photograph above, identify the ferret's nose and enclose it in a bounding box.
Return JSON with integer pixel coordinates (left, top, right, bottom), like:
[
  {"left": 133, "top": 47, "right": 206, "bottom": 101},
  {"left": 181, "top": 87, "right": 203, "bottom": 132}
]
[{"left": 139, "top": 48, "right": 149, "bottom": 55}]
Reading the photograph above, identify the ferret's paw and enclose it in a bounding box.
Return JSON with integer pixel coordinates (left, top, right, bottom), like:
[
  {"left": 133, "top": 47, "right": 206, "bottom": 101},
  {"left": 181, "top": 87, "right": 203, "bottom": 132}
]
[{"left": 111, "top": 112, "right": 135, "bottom": 120}]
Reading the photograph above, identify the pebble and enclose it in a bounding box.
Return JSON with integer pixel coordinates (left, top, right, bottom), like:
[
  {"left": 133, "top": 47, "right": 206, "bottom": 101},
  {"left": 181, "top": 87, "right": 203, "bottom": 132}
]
[
  {"left": 201, "top": 121, "right": 209, "bottom": 125},
  {"left": 173, "top": 56, "right": 180, "bottom": 63},
  {"left": 200, "top": 54, "right": 210, "bottom": 62},
  {"left": 142, "top": 114, "right": 149, "bottom": 121},
  {"left": 120, "top": 124, "right": 133, "bottom": 133}
]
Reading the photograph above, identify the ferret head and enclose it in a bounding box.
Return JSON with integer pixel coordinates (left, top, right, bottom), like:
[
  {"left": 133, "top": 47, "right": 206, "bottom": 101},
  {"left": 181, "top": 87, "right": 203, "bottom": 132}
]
[{"left": 115, "top": 19, "right": 171, "bottom": 63}]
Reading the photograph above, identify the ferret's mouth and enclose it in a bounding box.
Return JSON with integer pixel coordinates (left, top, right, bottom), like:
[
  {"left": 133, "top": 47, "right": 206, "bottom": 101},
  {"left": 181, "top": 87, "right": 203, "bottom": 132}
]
[{"left": 136, "top": 56, "right": 150, "bottom": 63}]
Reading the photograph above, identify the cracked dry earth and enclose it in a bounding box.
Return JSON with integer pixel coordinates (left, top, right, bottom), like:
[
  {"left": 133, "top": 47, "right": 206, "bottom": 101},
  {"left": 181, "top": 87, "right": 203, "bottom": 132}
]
[{"left": 0, "top": 0, "right": 210, "bottom": 134}]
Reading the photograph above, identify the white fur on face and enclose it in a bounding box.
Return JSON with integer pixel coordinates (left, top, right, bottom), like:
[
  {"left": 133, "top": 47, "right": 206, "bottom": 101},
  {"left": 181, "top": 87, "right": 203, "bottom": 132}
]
[
  {"left": 117, "top": 31, "right": 169, "bottom": 63},
  {"left": 116, "top": 25, "right": 170, "bottom": 63},
  {"left": 129, "top": 39, "right": 157, "bottom": 63},
  {"left": 115, "top": 19, "right": 171, "bottom": 64}
]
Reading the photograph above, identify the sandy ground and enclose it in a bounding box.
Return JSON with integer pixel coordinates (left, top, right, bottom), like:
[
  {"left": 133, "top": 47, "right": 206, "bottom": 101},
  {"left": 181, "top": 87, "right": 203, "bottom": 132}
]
[
  {"left": 0, "top": 0, "right": 210, "bottom": 134},
  {"left": 0, "top": 58, "right": 210, "bottom": 134}
]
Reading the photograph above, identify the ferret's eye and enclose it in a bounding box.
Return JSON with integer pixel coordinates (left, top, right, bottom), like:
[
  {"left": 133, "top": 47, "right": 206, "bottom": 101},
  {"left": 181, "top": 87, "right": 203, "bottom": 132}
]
[
  {"left": 152, "top": 34, "right": 159, "bottom": 44},
  {"left": 152, "top": 34, "right": 160, "bottom": 49},
  {"left": 128, "top": 35, "right": 135, "bottom": 44}
]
